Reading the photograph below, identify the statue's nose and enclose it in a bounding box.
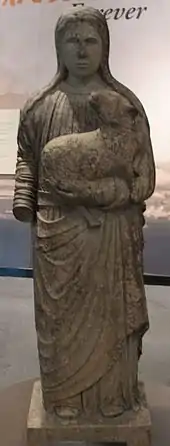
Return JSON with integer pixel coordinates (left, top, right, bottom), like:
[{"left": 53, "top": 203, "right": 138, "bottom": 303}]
[{"left": 77, "top": 43, "right": 87, "bottom": 58}]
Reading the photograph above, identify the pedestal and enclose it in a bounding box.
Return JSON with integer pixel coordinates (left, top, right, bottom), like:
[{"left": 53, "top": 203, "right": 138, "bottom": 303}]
[{"left": 27, "top": 381, "right": 151, "bottom": 446}]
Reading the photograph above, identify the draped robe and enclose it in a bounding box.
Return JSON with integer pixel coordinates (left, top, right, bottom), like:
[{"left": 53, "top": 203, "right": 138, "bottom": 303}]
[{"left": 13, "top": 86, "right": 155, "bottom": 415}]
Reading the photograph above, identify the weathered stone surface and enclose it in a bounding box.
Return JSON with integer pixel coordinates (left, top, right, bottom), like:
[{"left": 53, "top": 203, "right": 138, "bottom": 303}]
[
  {"left": 13, "top": 6, "right": 155, "bottom": 423},
  {"left": 27, "top": 381, "right": 151, "bottom": 446}
]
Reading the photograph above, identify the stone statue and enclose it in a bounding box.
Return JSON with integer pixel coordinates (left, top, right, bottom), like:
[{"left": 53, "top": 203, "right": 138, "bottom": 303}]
[{"left": 13, "top": 7, "right": 155, "bottom": 421}]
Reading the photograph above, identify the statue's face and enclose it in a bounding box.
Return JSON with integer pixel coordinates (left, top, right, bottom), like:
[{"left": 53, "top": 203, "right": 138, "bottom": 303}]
[{"left": 59, "top": 22, "right": 102, "bottom": 79}]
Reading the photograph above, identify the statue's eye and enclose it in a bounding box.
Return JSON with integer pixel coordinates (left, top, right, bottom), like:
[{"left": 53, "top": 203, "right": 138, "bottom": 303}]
[
  {"left": 85, "top": 37, "right": 98, "bottom": 44},
  {"left": 66, "top": 37, "right": 79, "bottom": 44}
]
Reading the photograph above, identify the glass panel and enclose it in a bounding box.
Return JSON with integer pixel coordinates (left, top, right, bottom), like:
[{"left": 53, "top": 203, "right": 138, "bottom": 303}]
[
  {"left": 0, "top": 177, "right": 32, "bottom": 268},
  {"left": 144, "top": 164, "right": 170, "bottom": 275}
]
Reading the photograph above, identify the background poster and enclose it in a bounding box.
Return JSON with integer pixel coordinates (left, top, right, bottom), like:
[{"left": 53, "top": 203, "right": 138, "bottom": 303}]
[{"left": 0, "top": 0, "right": 170, "bottom": 272}]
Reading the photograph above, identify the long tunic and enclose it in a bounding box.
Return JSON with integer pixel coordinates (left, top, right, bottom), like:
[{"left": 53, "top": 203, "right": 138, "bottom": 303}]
[{"left": 13, "top": 86, "right": 155, "bottom": 413}]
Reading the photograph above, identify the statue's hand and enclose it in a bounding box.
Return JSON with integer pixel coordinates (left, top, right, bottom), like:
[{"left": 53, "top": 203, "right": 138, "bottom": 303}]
[
  {"left": 90, "top": 178, "right": 116, "bottom": 206},
  {"left": 55, "top": 185, "right": 80, "bottom": 206},
  {"left": 43, "top": 178, "right": 80, "bottom": 206}
]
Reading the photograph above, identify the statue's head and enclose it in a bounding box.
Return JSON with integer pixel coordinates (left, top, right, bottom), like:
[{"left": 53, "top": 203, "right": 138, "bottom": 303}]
[
  {"left": 25, "top": 6, "right": 146, "bottom": 124},
  {"left": 54, "top": 7, "right": 110, "bottom": 81}
]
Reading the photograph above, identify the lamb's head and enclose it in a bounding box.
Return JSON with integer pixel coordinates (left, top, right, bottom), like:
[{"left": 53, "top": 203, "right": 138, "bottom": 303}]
[{"left": 89, "top": 90, "right": 138, "bottom": 127}]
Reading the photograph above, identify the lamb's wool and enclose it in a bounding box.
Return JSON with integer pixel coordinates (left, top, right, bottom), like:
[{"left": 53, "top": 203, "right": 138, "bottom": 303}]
[{"left": 40, "top": 90, "right": 141, "bottom": 192}]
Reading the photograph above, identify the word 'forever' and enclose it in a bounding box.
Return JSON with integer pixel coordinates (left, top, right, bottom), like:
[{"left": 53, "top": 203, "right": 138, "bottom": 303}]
[{"left": 1, "top": 0, "right": 148, "bottom": 21}]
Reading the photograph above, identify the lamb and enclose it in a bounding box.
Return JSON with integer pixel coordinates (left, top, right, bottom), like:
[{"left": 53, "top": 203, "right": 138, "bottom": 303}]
[{"left": 40, "top": 90, "right": 141, "bottom": 196}]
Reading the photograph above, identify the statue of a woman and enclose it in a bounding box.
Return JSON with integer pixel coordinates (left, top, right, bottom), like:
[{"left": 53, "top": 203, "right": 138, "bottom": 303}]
[{"left": 13, "top": 7, "right": 155, "bottom": 419}]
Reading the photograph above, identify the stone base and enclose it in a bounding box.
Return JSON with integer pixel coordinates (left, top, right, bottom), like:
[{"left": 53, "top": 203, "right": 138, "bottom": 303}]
[{"left": 27, "top": 380, "right": 151, "bottom": 446}]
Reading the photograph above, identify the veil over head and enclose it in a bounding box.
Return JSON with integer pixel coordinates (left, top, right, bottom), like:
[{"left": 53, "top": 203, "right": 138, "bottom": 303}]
[{"left": 22, "top": 6, "right": 149, "bottom": 126}]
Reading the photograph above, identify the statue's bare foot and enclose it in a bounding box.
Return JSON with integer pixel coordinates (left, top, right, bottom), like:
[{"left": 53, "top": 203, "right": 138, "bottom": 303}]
[
  {"left": 101, "top": 405, "right": 124, "bottom": 418},
  {"left": 54, "top": 406, "right": 80, "bottom": 419}
]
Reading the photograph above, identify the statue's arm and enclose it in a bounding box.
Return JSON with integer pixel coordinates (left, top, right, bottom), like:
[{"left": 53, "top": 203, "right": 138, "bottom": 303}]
[
  {"left": 13, "top": 113, "right": 37, "bottom": 223},
  {"left": 130, "top": 115, "right": 156, "bottom": 204}
]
